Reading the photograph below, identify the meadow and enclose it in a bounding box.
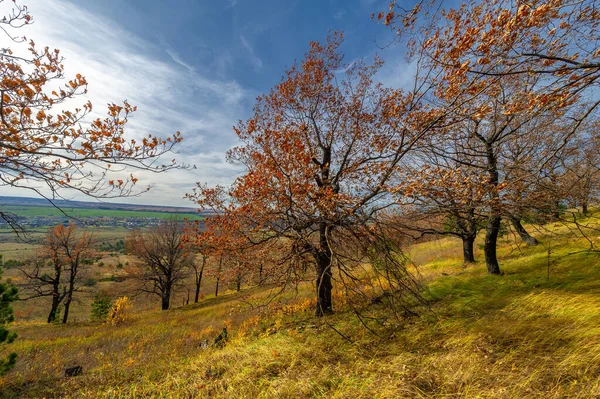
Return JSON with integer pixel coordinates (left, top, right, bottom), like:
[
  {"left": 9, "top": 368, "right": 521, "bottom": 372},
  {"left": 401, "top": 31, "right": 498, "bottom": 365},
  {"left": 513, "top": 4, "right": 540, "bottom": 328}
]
[{"left": 0, "top": 216, "right": 599, "bottom": 398}]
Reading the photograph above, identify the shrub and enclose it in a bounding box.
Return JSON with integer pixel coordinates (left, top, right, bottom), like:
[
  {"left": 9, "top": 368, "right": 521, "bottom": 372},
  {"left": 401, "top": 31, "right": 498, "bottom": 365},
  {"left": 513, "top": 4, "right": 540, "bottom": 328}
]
[
  {"left": 107, "top": 296, "right": 131, "bottom": 326},
  {"left": 83, "top": 277, "right": 97, "bottom": 287},
  {"left": 91, "top": 292, "right": 112, "bottom": 322}
]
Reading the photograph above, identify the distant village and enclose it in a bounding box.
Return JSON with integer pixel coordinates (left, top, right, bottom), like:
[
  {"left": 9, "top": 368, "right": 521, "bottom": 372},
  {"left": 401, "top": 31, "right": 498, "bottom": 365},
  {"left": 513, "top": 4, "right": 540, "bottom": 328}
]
[{"left": 0, "top": 215, "right": 170, "bottom": 229}]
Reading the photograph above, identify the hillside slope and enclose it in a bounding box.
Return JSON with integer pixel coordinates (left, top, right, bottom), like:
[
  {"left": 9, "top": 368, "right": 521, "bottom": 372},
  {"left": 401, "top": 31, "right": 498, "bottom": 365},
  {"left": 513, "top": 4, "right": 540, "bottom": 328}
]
[{"left": 1, "top": 218, "right": 600, "bottom": 398}]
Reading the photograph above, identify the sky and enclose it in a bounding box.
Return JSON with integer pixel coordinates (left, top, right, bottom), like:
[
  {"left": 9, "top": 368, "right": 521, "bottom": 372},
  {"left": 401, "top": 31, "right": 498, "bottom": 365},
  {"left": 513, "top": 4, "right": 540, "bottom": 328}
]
[{"left": 2, "top": 0, "right": 413, "bottom": 207}]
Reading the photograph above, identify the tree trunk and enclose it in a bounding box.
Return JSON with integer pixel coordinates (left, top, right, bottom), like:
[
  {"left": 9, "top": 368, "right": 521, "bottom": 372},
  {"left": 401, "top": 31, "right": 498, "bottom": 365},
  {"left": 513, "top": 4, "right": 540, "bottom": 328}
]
[
  {"left": 236, "top": 273, "right": 241, "bottom": 292},
  {"left": 161, "top": 285, "right": 171, "bottom": 310},
  {"left": 47, "top": 280, "right": 62, "bottom": 323},
  {"left": 194, "top": 280, "right": 201, "bottom": 303},
  {"left": 462, "top": 235, "right": 476, "bottom": 264},
  {"left": 215, "top": 277, "right": 220, "bottom": 297},
  {"left": 484, "top": 216, "right": 502, "bottom": 275},
  {"left": 194, "top": 258, "right": 205, "bottom": 303},
  {"left": 161, "top": 293, "right": 170, "bottom": 310},
  {"left": 484, "top": 141, "right": 502, "bottom": 275},
  {"left": 315, "top": 224, "right": 333, "bottom": 317},
  {"left": 510, "top": 217, "right": 538, "bottom": 246},
  {"left": 62, "top": 272, "right": 76, "bottom": 324},
  {"left": 48, "top": 296, "right": 60, "bottom": 323},
  {"left": 582, "top": 202, "right": 589, "bottom": 214},
  {"left": 62, "top": 298, "right": 71, "bottom": 324}
]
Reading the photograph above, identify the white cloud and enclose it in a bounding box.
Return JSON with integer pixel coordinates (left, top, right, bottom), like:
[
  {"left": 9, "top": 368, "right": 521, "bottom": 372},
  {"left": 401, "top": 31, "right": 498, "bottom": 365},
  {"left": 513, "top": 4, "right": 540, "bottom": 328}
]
[
  {"left": 165, "top": 49, "right": 195, "bottom": 72},
  {"left": 240, "top": 35, "right": 263, "bottom": 71},
  {"left": 1, "top": 0, "right": 250, "bottom": 206}
]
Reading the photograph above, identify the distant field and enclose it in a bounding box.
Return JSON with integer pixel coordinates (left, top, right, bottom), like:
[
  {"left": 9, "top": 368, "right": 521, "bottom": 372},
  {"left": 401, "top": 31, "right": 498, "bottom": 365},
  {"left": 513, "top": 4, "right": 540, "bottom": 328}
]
[{"left": 0, "top": 205, "right": 202, "bottom": 220}]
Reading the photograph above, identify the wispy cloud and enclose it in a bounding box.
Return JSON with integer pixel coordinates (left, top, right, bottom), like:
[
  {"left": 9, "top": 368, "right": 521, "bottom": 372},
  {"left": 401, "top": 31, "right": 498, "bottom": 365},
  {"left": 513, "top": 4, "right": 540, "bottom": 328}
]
[
  {"left": 165, "top": 48, "right": 195, "bottom": 72},
  {"left": 4, "top": 0, "right": 251, "bottom": 206},
  {"left": 240, "top": 35, "right": 263, "bottom": 71}
]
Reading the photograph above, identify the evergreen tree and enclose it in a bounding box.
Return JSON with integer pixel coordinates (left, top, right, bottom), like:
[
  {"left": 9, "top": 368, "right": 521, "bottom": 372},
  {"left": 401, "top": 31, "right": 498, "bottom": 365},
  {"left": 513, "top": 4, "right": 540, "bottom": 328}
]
[{"left": 0, "top": 256, "right": 18, "bottom": 375}]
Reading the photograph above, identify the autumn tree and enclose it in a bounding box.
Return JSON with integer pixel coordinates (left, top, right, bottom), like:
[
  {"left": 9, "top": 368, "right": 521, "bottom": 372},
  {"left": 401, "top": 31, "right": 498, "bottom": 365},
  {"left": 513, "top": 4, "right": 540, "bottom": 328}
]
[
  {"left": 21, "top": 223, "right": 94, "bottom": 323},
  {"left": 380, "top": 0, "right": 598, "bottom": 273},
  {"left": 559, "top": 120, "right": 600, "bottom": 214},
  {"left": 189, "top": 34, "right": 437, "bottom": 316},
  {"left": 0, "top": 1, "right": 183, "bottom": 230},
  {"left": 394, "top": 156, "right": 488, "bottom": 264},
  {"left": 126, "top": 219, "right": 194, "bottom": 310}
]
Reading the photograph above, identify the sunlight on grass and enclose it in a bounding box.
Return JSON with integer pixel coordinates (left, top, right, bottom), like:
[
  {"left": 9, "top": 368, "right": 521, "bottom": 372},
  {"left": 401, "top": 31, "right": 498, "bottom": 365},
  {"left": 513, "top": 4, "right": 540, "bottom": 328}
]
[{"left": 2, "top": 217, "right": 600, "bottom": 398}]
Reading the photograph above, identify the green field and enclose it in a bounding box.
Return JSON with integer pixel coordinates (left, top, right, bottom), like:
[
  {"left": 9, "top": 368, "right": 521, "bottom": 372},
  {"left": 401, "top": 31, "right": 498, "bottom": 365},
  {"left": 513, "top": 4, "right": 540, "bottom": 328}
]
[{"left": 1, "top": 205, "right": 202, "bottom": 220}]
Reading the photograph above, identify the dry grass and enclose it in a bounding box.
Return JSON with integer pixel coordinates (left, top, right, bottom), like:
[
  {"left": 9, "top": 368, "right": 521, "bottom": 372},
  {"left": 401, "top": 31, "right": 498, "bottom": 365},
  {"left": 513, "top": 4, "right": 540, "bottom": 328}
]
[{"left": 1, "top": 217, "right": 600, "bottom": 398}]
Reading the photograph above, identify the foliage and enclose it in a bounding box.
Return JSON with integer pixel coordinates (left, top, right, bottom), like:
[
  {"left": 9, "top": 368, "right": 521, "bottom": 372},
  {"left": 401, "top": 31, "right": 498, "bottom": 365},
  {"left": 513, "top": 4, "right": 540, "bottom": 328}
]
[
  {"left": 189, "top": 32, "right": 434, "bottom": 316},
  {"left": 0, "top": 0, "right": 183, "bottom": 231},
  {"left": 90, "top": 292, "right": 112, "bottom": 322},
  {"left": 0, "top": 261, "right": 18, "bottom": 376},
  {"left": 106, "top": 296, "right": 131, "bottom": 326}
]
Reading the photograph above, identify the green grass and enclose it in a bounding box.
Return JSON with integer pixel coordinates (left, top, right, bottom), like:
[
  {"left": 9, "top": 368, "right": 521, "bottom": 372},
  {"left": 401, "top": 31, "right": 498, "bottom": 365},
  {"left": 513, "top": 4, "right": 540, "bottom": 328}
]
[
  {"left": 1, "top": 218, "right": 600, "bottom": 398},
  {"left": 0, "top": 205, "right": 201, "bottom": 220}
]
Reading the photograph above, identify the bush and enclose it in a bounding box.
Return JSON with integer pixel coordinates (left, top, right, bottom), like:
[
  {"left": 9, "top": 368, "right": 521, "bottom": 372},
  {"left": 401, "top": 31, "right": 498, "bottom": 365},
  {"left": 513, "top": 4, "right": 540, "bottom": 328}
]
[
  {"left": 91, "top": 292, "right": 112, "bottom": 322},
  {"left": 83, "top": 277, "right": 97, "bottom": 287},
  {"left": 107, "top": 296, "right": 131, "bottom": 326}
]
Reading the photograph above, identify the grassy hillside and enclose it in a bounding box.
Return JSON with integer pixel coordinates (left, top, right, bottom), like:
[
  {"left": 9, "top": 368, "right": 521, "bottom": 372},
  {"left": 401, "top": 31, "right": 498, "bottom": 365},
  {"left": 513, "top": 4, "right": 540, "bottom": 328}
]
[{"left": 1, "top": 218, "right": 600, "bottom": 398}]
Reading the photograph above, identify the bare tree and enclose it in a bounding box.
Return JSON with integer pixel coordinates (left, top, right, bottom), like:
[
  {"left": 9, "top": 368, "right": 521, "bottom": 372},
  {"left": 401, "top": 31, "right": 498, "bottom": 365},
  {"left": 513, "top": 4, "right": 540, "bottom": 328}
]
[
  {"left": 126, "top": 219, "right": 193, "bottom": 310},
  {"left": 21, "top": 223, "right": 94, "bottom": 323}
]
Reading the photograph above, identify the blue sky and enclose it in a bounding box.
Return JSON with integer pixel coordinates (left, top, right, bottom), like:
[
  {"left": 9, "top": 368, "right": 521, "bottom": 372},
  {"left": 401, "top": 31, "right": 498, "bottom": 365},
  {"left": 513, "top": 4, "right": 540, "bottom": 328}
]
[{"left": 4, "top": 0, "right": 413, "bottom": 206}]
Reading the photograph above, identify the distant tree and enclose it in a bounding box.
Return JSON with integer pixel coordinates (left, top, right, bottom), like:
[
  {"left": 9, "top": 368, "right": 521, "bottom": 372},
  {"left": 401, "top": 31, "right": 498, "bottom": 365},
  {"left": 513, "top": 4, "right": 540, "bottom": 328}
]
[
  {"left": 21, "top": 223, "right": 94, "bottom": 323},
  {"left": 559, "top": 121, "right": 600, "bottom": 214},
  {"left": 0, "top": 1, "right": 183, "bottom": 231},
  {"left": 126, "top": 219, "right": 194, "bottom": 310},
  {"left": 0, "top": 256, "right": 18, "bottom": 375},
  {"left": 395, "top": 159, "right": 488, "bottom": 264}
]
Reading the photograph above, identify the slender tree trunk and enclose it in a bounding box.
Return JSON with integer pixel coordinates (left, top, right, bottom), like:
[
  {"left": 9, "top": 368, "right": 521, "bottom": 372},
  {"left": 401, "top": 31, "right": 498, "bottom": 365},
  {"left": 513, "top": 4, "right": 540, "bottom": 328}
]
[
  {"left": 62, "top": 297, "right": 71, "bottom": 324},
  {"left": 194, "top": 257, "right": 205, "bottom": 303},
  {"left": 484, "top": 141, "right": 502, "bottom": 275},
  {"left": 236, "top": 273, "right": 241, "bottom": 292},
  {"left": 215, "top": 254, "right": 222, "bottom": 297},
  {"left": 194, "top": 278, "right": 202, "bottom": 303},
  {"left": 47, "top": 280, "right": 61, "bottom": 323},
  {"left": 62, "top": 269, "right": 76, "bottom": 324},
  {"left": 582, "top": 202, "right": 589, "bottom": 214},
  {"left": 510, "top": 217, "right": 538, "bottom": 246},
  {"left": 315, "top": 224, "right": 333, "bottom": 317},
  {"left": 462, "top": 235, "right": 476, "bottom": 264},
  {"left": 484, "top": 216, "right": 502, "bottom": 274}
]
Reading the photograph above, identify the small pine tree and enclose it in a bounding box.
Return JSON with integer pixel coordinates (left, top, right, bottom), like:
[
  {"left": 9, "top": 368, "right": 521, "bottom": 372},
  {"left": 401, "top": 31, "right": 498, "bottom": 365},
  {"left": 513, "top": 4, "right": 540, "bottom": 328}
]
[
  {"left": 0, "top": 257, "right": 18, "bottom": 375},
  {"left": 91, "top": 292, "right": 112, "bottom": 322}
]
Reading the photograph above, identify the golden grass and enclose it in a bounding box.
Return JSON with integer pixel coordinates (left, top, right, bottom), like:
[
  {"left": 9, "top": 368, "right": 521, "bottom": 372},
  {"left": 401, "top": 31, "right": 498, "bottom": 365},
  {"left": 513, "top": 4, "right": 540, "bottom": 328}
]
[{"left": 2, "top": 217, "right": 600, "bottom": 398}]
